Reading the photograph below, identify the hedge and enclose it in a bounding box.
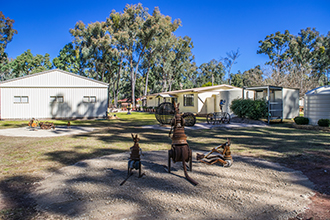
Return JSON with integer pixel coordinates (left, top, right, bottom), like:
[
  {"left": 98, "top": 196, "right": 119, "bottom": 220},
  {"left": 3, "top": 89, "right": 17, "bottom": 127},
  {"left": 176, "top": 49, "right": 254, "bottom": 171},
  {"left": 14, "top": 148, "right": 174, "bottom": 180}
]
[
  {"left": 318, "top": 119, "right": 330, "bottom": 127},
  {"left": 294, "top": 116, "right": 309, "bottom": 125},
  {"left": 230, "top": 99, "right": 268, "bottom": 120}
]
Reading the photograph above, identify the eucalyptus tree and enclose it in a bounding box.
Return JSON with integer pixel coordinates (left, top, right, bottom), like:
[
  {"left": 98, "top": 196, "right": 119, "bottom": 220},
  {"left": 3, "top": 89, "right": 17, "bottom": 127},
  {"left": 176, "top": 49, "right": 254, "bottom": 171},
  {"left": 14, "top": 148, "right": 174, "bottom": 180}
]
[
  {"left": 121, "top": 4, "right": 181, "bottom": 107},
  {"left": 221, "top": 49, "right": 240, "bottom": 84},
  {"left": 11, "top": 49, "right": 52, "bottom": 77},
  {"left": 242, "top": 65, "right": 264, "bottom": 87},
  {"left": 0, "top": 12, "right": 17, "bottom": 57},
  {"left": 0, "top": 12, "right": 17, "bottom": 81},
  {"left": 141, "top": 10, "right": 180, "bottom": 96},
  {"left": 156, "top": 35, "right": 194, "bottom": 92},
  {"left": 197, "top": 59, "right": 225, "bottom": 87},
  {"left": 52, "top": 43, "right": 81, "bottom": 73},
  {"left": 70, "top": 20, "right": 112, "bottom": 81},
  {"left": 104, "top": 10, "right": 131, "bottom": 107},
  {"left": 257, "top": 30, "right": 292, "bottom": 73},
  {"left": 230, "top": 71, "right": 243, "bottom": 87},
  {"left": 312, "top": 33, "right": 330, "bottom": 85}
]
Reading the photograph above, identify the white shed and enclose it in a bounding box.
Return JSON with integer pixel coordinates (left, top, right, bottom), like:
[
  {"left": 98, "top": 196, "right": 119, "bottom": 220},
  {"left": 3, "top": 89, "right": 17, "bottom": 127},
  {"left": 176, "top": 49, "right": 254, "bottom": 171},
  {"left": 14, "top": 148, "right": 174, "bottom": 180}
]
[
  {"left": 304, "top": 85, "right": 330, "bottom": 125},
  {"left": 0, "top": 69, "right": 109, "bottom": 120},
  {"left": 243, "top": 86, "right": 300, "bottom": 123}
]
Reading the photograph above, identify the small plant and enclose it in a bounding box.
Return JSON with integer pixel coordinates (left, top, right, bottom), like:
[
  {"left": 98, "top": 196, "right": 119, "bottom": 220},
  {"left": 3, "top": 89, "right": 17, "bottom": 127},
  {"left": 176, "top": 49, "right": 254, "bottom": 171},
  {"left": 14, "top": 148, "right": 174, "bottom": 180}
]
[
  {"left": 318, "top": 119, "right": 330, "bottom": 127},
  {"left": 294, "top": 116, "right": 309, "bottom": 125}
]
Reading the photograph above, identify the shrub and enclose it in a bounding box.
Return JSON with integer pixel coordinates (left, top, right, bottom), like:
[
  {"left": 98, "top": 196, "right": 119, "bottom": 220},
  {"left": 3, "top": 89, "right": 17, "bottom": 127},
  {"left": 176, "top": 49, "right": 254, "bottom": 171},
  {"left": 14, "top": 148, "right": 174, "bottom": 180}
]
[
  {"left": 230, "top": 98, "right": 268, "bottom": 120},
  {"left": 247, "top": 99, "right": 268, "bottom": 120},
  {"left": 294, "top": 116, "right": 309, "bottom": 125},
  {"left": 318, "top": 119, "right": 330, "bottom": 127}
]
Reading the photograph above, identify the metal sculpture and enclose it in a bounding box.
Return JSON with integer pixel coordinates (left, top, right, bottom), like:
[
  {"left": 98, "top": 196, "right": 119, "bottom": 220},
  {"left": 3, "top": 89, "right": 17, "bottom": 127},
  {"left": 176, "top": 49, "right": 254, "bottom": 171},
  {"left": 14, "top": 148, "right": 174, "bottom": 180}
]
[
  {"left": 28, "top": 118, "right": 55, "bottom": 130},
  {"left": 167, "top": 102, "right": 198, "bottom": 185},
  {"left": 155, "top": 102, "right": 196, "bottom": 126},
  {"left": 120, "top": 134, "right": 144, "bottom": 185},
  {"left": 28, "top": 118, "right": 39, "bottom": 131},
  {"left": 155, "top": 102, "right": 175, "bottom": 125},
  {"left": 196, "top": 139, "right": 233, "bottom": 167},
  {"left": 39, "top": 122, "right": 55, "bottom": 130}
]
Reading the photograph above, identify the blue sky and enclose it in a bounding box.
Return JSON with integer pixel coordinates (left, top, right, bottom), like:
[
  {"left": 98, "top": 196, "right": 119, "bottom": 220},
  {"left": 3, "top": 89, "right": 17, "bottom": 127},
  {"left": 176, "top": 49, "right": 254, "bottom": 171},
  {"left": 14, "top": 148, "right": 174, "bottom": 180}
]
[{"left": 2, "top": 0, "right": 330, "bottom": 77}]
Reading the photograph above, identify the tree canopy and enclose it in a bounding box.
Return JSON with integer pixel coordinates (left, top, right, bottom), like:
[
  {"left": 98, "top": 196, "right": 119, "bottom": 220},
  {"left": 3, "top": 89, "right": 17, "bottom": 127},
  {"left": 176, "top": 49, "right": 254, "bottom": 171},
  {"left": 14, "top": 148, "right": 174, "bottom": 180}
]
[{"left": 1, "top": 6, "right": 329, "bottom": 100}]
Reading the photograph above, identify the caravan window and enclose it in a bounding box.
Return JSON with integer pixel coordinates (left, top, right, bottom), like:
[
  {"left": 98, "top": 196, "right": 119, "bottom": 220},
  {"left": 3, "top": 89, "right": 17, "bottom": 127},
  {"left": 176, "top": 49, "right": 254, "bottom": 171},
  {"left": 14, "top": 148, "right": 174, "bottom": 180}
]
[{"left": 184, "top": 94, "right": 194, "bottom": 106}]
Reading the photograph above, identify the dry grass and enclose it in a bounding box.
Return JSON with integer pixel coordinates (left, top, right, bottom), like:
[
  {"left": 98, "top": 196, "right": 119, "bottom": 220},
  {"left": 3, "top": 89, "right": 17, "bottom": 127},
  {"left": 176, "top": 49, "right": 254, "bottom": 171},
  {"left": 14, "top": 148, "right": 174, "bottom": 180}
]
[{"left": 1, "top": 112, "right": 329, "bottom": 180}]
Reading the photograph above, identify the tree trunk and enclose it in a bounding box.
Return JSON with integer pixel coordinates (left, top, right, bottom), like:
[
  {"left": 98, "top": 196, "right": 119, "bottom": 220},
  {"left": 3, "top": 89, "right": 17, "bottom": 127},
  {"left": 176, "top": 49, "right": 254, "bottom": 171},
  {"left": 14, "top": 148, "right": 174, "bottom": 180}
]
[
  {"left": 114, "top": 57, "right": 123, "bottom": 108},
  {"left": 144, "top": 65, "right": 151, "bottom": 96}
]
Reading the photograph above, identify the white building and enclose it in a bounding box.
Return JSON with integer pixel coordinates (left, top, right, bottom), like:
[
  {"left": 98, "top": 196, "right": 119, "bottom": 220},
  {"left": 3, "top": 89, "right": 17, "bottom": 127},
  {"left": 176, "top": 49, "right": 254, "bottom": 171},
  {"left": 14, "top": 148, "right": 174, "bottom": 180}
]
[
  {"left": 0, "top": 69, "right": 109, "bottom": 120},
  {"left": 144, "top": 84, "right": 251, "bottom": 115}
]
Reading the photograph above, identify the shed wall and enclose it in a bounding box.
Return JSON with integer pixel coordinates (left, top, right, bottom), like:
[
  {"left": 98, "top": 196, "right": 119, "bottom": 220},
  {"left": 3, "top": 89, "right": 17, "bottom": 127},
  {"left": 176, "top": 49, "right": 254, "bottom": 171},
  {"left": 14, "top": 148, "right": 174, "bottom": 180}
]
[
  {"left": 304, "top": 94, "right": 330, "bottom": 125},
  {"left": 283, "top": 88, "right": 299, "bottom": 119},
  {"left": 1, "top": 87, "right": 108, "bottom": 119},
  {"left": 219, "top": 89, "right": 243, "bottom": 115}
]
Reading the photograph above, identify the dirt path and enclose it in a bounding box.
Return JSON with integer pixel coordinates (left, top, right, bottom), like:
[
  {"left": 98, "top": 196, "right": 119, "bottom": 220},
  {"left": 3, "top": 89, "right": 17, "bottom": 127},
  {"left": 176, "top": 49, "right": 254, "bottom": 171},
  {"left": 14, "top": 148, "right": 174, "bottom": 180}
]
[{"left": 32, "top": 151, "right": 314, "bottom": 220}]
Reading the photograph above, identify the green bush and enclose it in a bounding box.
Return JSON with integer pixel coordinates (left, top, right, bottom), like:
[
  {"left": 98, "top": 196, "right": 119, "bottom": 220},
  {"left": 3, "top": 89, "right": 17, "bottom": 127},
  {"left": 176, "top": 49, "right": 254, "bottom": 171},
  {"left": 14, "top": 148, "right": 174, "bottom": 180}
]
[
  {"left": 230, "top": 99, "right": 268, "bottom": 120},
  {"left": 294, "top": 116, "right": 309, "bottom": 125},
  {"left": 318, "top": 119, "right": 330, "bottom": 127}
]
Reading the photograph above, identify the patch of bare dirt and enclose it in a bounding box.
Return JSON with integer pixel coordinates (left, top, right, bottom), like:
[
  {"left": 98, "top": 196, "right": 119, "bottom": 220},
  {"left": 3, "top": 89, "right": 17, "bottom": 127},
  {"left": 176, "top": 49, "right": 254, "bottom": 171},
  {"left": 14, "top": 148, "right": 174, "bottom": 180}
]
[
  {"left": 283, "top": 151, "right": 330, "bottom": 220},
  {"left": 28, "top": 151, "right": 314, "bottom": 220}
]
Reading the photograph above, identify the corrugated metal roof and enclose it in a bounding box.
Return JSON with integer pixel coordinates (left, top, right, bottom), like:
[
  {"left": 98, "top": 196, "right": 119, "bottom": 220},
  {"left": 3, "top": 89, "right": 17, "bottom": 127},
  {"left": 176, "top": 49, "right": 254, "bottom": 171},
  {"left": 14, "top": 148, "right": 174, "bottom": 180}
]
[
  {"left": 306, "top": 85, "right": 330, "bottom": 95},
  {"left": 144, "top": 84, "right": 238, "bottom": 97},
  {"left": 0, "top": 69, "right": 109, "bottom": 87}
]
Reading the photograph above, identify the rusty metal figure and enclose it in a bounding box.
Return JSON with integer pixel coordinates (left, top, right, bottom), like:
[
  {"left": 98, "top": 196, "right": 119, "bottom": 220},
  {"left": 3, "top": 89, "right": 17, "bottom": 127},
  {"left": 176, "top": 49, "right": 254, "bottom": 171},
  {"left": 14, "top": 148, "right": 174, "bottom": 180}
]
[
  {"left": 39, "top": 122, "right": 55, "bottom": 130},
  {"left": 120, "top": 134, "right": 144, "bottom": 185},
  {"left": 28, "top": 118, "right": 39, "bottom": 131},
  {"left": 167, "top": 102, "right": 198, "bottom": 185},
  {"left": 196, "top": 139, "right": 233, "bottom": 167}
]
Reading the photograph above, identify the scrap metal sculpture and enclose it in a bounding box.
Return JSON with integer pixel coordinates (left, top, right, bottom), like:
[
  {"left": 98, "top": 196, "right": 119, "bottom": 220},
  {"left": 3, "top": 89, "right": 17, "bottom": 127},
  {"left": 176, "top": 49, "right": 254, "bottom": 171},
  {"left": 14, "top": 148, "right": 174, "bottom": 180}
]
[
  {"left": 196, "top": 139, "right": 233, "bottom": 167},
  {"left": 120, "top": 134, "right": 144, "bottom": 185},
  {"left": 167, "top": 102, "right": 198, "bottom": 185},
  {"left": 28, "top": 118, "right": 55, "bottom": 130},
  {"left": 28, "top": 118, "right": 39, "bottom": 130},
  {"left": 39, "top": 122, "right": 55, "bottom": 130}
]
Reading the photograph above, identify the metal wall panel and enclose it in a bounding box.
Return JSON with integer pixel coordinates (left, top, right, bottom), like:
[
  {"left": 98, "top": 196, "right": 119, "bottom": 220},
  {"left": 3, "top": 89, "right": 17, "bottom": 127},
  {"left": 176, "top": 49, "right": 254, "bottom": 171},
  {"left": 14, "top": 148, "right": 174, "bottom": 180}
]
[
  {"left": 283, "top": 88, "right": 299, "bottom": 119},
  {"left": 0, "top": 70, "right": 108, "bottom": 119},
  {"left": 304, "top": 94, "right": 330, "bottom": 125}
]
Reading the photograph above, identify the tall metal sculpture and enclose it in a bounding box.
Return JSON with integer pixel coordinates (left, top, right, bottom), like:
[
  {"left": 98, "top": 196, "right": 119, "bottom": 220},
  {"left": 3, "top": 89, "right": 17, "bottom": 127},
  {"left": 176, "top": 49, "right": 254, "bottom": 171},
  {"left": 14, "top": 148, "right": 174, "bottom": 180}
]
[{"left": 168, "top": 102, "right": 198, "bottom": 185}]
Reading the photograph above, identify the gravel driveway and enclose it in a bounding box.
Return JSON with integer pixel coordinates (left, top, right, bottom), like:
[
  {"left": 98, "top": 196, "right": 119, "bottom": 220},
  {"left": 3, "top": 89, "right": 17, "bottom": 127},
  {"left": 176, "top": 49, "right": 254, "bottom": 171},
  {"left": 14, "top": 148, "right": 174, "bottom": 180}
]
[
  {"left": 0, "top": 126, "right": 95, "bottom": 137},
  {"left": 32, "top": 150, "right": 314, "bottom": 220}
]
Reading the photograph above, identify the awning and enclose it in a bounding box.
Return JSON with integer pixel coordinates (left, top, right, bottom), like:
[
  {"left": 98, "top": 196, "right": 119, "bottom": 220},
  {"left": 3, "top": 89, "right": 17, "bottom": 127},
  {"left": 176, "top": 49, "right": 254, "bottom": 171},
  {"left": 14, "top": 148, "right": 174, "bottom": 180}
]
[{"left": 155, "top": 94, "right": 177, "bottom": 98}]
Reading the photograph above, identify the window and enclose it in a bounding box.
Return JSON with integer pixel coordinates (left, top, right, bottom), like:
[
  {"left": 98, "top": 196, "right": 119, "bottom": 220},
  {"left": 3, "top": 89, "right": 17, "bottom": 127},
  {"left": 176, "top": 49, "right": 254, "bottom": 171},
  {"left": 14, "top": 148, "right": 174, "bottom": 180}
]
[
  {"left": 50, "top": 96, "right": 56, "bottom": 102},
  {"left": 50, "top": 96, "right": 64, "bottom": 103},
  {"left": 57, "top": 96, "right": 64, "bottom": 103},
  {"left": 14, "top": 96, "right": 29, "bottom": 103},
  {"left": 90, "top": 96, "right": 96, "bottom": 103},
  {"left": 83, "top": 96, "right": 96, "bottom": 103},
  {"left": 184, "top": 94, "right": 194, "bottom": 106}
]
